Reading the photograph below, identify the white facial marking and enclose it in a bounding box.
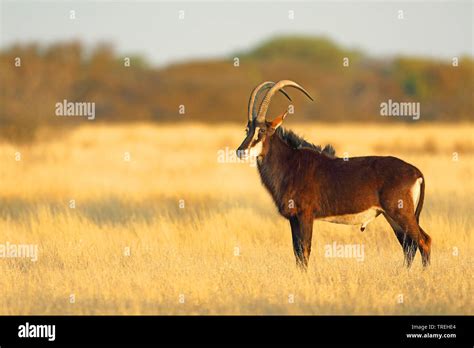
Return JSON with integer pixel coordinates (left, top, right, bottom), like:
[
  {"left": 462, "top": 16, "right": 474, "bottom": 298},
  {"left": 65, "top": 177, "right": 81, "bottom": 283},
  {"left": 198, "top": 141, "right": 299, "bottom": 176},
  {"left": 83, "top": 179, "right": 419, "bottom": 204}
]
[
  {"left": 250, "top": 141, "right": 263, "bottom": 156},
  {"left": 253, "top": 126, "right": 260, "bottom": 141},
  {"left": 249, "top": 126, "right": 263, "bottom": 156}
]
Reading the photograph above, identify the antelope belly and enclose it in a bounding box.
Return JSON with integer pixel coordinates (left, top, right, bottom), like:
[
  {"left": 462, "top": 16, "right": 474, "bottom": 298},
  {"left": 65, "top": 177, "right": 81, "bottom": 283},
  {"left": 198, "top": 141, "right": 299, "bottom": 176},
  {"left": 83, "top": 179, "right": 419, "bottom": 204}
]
[{"left": 317, "top": 208, "right": 380, "bottom": 226}]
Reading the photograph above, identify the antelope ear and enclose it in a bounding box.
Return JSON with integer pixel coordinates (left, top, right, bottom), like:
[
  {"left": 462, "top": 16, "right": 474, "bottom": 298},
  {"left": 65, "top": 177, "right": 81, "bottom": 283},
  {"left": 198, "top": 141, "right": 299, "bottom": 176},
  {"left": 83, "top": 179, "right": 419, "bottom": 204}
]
[{"left": 270, "top": 111, "right": 288, "bottom": 130}]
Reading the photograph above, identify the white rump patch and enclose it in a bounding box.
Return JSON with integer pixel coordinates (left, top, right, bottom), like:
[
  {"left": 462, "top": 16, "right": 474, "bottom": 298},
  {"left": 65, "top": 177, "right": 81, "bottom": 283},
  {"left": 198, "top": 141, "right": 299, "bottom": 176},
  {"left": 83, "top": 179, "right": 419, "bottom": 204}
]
[{"left": 412, "top": 177, "right": 423, "bottom": 213}]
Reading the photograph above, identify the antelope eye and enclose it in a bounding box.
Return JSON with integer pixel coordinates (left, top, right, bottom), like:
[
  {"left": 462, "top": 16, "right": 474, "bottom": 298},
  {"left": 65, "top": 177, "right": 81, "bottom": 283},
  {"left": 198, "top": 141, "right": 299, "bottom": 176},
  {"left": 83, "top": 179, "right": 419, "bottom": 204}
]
[{"left": 259, "top": 128, "right": 265, "bottom": 134}]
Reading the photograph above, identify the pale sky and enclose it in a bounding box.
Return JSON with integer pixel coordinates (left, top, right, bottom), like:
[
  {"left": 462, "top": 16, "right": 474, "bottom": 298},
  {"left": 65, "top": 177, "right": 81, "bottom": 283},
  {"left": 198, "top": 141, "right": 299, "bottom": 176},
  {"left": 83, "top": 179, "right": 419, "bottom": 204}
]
[{"left": 1, "top": 0, "right": 472, "bottom": 66}]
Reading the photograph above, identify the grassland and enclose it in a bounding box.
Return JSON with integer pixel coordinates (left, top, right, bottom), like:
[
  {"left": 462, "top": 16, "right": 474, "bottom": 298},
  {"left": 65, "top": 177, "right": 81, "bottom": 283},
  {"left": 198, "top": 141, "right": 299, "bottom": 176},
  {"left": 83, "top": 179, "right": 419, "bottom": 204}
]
[{"left": 0, "top": 122, "right": 472, "bottom": 315}]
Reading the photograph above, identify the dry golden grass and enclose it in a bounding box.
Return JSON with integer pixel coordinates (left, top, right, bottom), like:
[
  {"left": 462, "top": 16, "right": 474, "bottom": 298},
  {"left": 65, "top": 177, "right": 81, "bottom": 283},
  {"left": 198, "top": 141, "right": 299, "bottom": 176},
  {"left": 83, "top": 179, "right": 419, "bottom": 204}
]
[{"left": 0, "top": 122, "right": 472, "bottom": 315}]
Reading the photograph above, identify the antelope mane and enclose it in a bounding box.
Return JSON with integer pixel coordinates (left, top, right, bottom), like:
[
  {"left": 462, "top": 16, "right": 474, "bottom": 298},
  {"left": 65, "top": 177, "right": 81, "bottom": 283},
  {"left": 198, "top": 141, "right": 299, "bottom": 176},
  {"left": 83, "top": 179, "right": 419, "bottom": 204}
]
[{"left": 276, "top": 127, "right": 336, "bottom": 157}]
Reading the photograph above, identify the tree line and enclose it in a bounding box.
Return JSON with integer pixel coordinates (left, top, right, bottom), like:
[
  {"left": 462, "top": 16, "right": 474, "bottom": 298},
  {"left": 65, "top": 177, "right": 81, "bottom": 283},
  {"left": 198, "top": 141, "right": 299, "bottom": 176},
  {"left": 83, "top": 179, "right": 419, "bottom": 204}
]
[{"left": 1, "top": 36, "right": 472, "bottom": 141}]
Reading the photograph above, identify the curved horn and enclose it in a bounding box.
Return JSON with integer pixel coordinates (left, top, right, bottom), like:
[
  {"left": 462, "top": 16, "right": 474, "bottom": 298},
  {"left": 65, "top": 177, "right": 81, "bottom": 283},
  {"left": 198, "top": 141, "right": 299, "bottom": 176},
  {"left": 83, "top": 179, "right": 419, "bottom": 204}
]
[
  {"left": 248, "top": 81, "right": 292, "bottom": 121},
  {"left": 256, "top": 80, "right": 313, "bottom": 122}
]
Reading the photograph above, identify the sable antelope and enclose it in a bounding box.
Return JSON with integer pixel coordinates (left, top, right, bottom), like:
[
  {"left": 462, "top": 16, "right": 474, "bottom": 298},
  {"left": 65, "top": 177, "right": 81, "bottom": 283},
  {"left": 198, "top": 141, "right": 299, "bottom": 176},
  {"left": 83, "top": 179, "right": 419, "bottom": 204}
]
[{"left": 236, "top": 80, "right": 431, "bottom": 269}]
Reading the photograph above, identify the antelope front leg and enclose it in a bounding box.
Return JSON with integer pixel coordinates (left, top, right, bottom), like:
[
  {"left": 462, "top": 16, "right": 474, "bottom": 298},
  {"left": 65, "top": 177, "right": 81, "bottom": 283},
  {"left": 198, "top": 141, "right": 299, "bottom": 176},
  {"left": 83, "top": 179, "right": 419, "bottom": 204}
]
[{"left": 289, "top": 215, "right": 314, "bottom": 270}]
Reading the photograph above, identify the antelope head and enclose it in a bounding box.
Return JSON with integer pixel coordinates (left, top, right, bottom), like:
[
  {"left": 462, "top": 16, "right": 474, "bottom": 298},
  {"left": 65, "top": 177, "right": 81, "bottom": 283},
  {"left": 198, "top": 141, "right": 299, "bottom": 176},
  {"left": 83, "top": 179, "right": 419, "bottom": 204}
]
[{"left": 236, "top": 80, "right": 314, "bottom": 159}]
